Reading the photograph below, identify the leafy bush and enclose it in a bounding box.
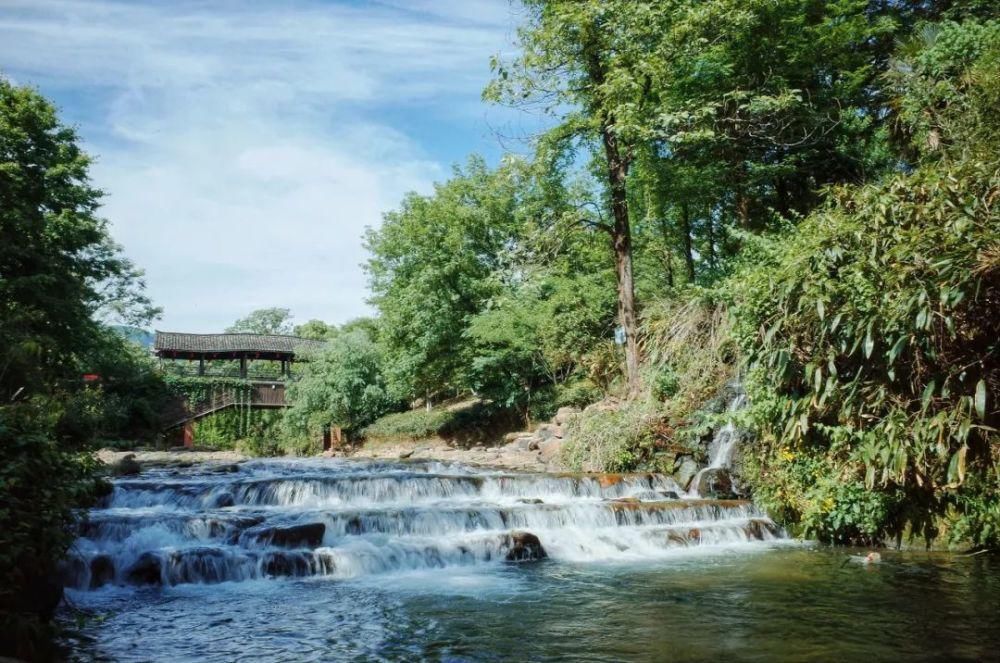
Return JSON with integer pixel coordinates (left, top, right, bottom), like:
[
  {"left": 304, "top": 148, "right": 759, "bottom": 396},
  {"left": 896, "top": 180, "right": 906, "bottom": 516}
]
[
  {"left": 361, "top": 408, "right": 452, "bottom": 441},
  {"left": 560, "top": 399, "right": 661, "bottom": 472},
  {"left": 283, "top": 330, "right": 397, "bottom": 442},
  {"left": 730, "top": 20, "right": 1000, "bottom": 546},
  {"left": 0, "top": 405, "right": 101, "bottom": 659}
]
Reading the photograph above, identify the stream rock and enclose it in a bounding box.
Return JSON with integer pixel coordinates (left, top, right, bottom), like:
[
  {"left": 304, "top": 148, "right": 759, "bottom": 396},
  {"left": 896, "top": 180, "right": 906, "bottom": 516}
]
[
  {"left": 554, "top": 406, "right": 581, "bottom": 426},
  {"left": 89, "top": 554, "right": 115, "bottom": 589},
  {"left": 673, "top": 457, "right": 699, "bottom": 491},
  {"left": 505, "top": 532, "right": 547, "bottom": 562},
  {"left": 126, "top": 552, "right": 163, "bottom": 585},
  {"left": 694, "top": 468, "right": 737, "bottom": 498},
  {"left": 249, "top": 522, "right": 326, "bottom": 548},
  {"left": 110, "top": 453, "right": 141, "bottom": 477}
]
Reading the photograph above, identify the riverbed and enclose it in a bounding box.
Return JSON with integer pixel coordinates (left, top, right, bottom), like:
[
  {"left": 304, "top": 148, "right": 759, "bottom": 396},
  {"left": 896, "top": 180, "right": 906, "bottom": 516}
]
[{"left": 62, "top": 458, "right": 1000, "bottom": 662}]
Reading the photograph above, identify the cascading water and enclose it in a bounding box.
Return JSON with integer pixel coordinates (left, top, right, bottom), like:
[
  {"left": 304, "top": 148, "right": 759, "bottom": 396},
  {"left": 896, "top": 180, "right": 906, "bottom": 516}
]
[
  {"left": 63, "top": 457, "right": 782, "bottom": 590},
  {"left": 688, "top": 389, "right": 748, "bottom": 497}
]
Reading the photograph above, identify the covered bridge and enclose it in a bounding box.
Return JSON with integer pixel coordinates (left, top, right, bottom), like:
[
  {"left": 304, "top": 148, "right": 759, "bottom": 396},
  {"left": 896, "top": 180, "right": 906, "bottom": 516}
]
[{"left": 154, "top": 331, "right": 325, "bottom": 378}]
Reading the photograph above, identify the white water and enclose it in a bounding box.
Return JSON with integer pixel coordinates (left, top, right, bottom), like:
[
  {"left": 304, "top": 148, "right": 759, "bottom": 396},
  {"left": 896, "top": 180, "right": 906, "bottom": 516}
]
[
  {"left": 64, "top": 458, "right": 782, "bottom": 590},
  {"left": 688, "top": 391, "right": 748, "bottom": 497}
]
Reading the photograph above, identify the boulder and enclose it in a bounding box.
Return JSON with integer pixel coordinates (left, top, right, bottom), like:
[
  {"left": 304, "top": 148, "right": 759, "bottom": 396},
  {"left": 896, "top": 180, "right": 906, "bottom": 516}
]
[
  {"left": 505, "top": 531, "right": 547, "bottom": 562},
  {"left": 693, "top": 468, "right": 736, "bottom": 498},
  {"left": 398, "top": 449, "right": 415, "bottom": 459},
  {"left": 125, "top": 552, "right": 163, "bottom": 585},
  {"left": 535, "top": 424, "right": 559, "bottom": 441},
  {"left": 509, "top": 436, "right": 534, "bottom": 451},
  {"left": 89, "top": 554, "right": 115, "bottom": 589},
  {"left": 504, "top": 431, "right": 531, "bottom": 443},
  {"left": 251, "top": 522, "right": 326, "bottom": 548},
  {"left": 262, "top": 551, "right": 315, "bottom": 577},
  {"left": 110, "top": 453, "right": 141, "bottom": 477},
  {"left": 538, "top": 438, "right": 564, "bottom": 462},
  {"left": 527, "top": 439, "right": 540, "bottom": 451},
  {"left": 554, "top": 406, "right": 581, "bottom": 426},
  {"left": 672, "top": 456, "right": 699, "bottom": 492},
  {"left": 584, "top": 398, "right": 620, "bottom": 414},
  {"left": 209, "top": 492, "right": 235, "bottom": 508}
]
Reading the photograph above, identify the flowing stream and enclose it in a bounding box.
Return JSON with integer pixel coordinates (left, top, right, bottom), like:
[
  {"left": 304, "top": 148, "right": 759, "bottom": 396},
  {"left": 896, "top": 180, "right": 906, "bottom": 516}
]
[{"left": 61, "top": 459, "right": 1000, "bottom": 661}]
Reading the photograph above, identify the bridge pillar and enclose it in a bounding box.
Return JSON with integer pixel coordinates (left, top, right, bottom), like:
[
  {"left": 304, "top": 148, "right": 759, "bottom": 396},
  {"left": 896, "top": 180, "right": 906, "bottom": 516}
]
[{"left": 183, "top": 421, "right": 195, "bottom": 448}]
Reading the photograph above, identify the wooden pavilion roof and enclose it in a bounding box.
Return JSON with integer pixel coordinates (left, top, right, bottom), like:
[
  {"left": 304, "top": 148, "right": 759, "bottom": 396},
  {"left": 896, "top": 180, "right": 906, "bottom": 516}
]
[{"left": 154, "top": 331, "right": 325, "bottom": 359}]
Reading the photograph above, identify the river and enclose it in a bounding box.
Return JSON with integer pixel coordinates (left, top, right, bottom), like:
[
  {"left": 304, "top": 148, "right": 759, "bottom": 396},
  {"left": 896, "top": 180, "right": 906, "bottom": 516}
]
[{"left": 62, "top": 458, "right": 1000, "bottom": 661}]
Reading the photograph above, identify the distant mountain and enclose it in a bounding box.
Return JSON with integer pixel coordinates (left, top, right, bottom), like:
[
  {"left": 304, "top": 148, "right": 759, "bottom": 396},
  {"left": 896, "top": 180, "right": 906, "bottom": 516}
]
[{"left": 111, "top": 325, "right": 154, "bottom": 349}]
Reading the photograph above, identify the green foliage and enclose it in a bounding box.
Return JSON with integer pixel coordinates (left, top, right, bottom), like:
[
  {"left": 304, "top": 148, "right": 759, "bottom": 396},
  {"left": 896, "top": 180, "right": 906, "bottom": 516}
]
[
  {"left": 731, "top": 20, "right": 1000, "bottom": 546},
  {"left": 0, "top": 77, "right": 158, "bottom": 401},
  {"left": 293, "top": 319, "right": 337, "bottom": 341},
  {"left": 226, "top": 307, "right": 293, "bottom": 335},
  {"left": 561, "top": 399, "right": 661, "bottom": 473},
  {"left": 365, "top": 156, "right": 529, "bottom": 402},
  {"left": 361, "top": 399, "right": 519, "bottom": 447},
  {"left": 283, "top": 330, "right": 396, "bottom": 442},
  {"left": 360, "top": 407, "right": 452, "bottom": 442},
  {"left": 0, "top": 404, "right": 102, "bottom": 658},
  {"left": 191, "top": 409, "right": 283, "bottom": 455},
  {"left": 0, "top": 79, "right": 160, "bottom": 654},
  {"left": 467, "top": 269, "right": 616, "bottom": 422}
]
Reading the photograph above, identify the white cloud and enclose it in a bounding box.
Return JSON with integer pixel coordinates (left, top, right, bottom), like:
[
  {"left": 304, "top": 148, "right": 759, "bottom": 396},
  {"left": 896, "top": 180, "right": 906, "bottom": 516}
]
[{"left": 0, "top": 0, "right": 521, "bottom": 331}]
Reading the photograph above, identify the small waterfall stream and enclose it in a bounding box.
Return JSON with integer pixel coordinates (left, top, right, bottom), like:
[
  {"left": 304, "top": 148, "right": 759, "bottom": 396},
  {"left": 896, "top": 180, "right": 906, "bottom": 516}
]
[
  {"left": 64, "top": 458, "right": 782, "bottom": 590},
  {"left": 688, "top": 389, "right": 748, "bottom": 497}
]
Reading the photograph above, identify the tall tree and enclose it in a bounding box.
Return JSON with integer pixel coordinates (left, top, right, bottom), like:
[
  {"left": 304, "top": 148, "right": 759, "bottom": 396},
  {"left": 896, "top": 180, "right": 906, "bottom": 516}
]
[
  {"left": 0, "top": 78, "right": 158, "bottom": 400},
  {"left": 486, "top": 0, "right": 662, "bottom": 397},
  {"left": 365, "top": 156, "right": 526, "bottom": 403},
  {"left": 226, "top": 307, "right": 293, "bottom": 335},
  {"left": 0, "top": 77, "right": 157, "bottom": 656}
]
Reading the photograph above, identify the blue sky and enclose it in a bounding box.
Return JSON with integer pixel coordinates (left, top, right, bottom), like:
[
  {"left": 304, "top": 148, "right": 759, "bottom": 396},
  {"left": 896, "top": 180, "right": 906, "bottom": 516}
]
[{"left": 0, "top": 0, "right": 542, "bottom": 332}]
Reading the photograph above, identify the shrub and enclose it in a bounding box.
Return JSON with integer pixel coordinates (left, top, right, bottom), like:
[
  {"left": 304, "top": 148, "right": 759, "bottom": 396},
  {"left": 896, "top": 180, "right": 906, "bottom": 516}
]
[
  {"left": 0, "top": 405, "right": 101, "bottom": 659},
  {"left": 560, "top": 399, "right": 661, "bottom": 472},
  {"left": 730, "top": 20, "right": 1000, "bottom": 546}
]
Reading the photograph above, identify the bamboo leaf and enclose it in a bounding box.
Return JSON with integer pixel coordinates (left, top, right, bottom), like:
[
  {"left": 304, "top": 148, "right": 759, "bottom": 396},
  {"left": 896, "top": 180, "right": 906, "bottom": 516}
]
[{"left": 975, "top": 379, "right": 986, "bottom": 420}]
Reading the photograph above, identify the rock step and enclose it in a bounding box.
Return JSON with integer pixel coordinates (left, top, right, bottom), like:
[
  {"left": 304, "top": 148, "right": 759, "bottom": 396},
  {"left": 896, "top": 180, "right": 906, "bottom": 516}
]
[
  {"left": 79, "top": 500, "right": 763, "bottom": 545},
  {"left": 63, "top": 530, "right": 550, "bottom": 589},
  {"left": 106, "top": 472, "right": 682, "bottom": 509}
]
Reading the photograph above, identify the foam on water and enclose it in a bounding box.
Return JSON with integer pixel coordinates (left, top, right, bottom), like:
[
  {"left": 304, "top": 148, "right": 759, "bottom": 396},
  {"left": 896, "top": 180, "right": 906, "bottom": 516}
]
[{"left": 64, "top": 458, "right": 785, "bottom": 590}]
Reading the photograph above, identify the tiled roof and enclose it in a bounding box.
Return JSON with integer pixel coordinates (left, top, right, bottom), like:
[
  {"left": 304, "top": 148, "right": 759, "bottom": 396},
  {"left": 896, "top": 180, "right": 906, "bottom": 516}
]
[{"left": 154, "top": 331, "right": 326, "bottom": 356}]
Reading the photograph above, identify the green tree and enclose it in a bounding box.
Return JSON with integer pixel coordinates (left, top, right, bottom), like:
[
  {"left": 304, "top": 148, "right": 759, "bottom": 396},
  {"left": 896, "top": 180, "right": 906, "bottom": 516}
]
[
  {"left": 226, "top": 307, "right": 293, "bottom": 335},
  {"left": 294, "top": 319, "right": 337, "bottom": 341},
  {"left": 468, "top": 269, "right": 615, "bottom": 423},
  {"left": 0, "top": 78, "right": 158, "bottom": 400},
  {"left": 365, "top": 156, "right": 526, "bottom": 403},
  {"left": 0, "top": 78, "right": 156, "bottom": 655},
  {"left": 731, "top": 19, "right": 1000, "bottom": 545},
  {"left": 487, "top": 0, "right": 658, "bottom": 395},
  {"left": 283, "top": 329, "right": 396, "bottom": 441}
]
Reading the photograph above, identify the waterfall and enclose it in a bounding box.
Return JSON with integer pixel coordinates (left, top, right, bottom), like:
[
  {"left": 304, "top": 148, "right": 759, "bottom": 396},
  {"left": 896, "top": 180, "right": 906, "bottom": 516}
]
[
  {"left": 688, "top": 388, "right": 748, "bottom": 497},
  {"left": 63, "top": 458, "right": 783, "bottom": 590}
]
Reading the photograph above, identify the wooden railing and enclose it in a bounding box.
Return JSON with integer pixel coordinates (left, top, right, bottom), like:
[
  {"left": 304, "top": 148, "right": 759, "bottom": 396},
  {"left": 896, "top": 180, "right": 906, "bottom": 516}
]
[{"left": 163, "top": 381, "right": 288, "bottom": 429}]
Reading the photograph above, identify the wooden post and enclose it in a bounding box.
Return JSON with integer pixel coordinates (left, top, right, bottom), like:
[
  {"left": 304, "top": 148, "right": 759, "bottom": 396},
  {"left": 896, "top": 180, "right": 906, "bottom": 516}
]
[
  {"left": 198, "top": 357, "right": 205, "bottom": 376},
  {"left": 239, "top": 355, "right": 247, "bottom": 379}
]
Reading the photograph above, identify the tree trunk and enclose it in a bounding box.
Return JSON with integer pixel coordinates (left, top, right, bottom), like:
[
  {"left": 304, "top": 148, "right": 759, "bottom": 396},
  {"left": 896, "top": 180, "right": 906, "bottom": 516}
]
[
  {"left": 600, "top": 127, "right": 641, "bottom": 398},
  {"left": 681, "top": 202, "right": 696, "bottom": 283},
  {"left": 658, "top": 215, "right": 675, "bottom": 288},
  {"left": 706, "top": 206, "right": 717, "bottom": 269}
]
